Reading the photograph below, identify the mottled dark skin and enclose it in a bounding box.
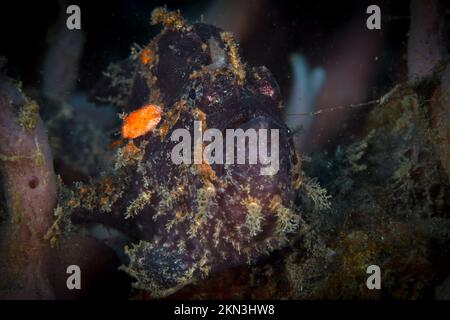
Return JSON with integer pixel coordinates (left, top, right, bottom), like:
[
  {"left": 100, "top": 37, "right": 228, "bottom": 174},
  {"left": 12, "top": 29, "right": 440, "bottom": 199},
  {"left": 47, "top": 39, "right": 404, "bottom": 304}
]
[{"left": 72, "top": 10, "right": 300, "bottom": 297}]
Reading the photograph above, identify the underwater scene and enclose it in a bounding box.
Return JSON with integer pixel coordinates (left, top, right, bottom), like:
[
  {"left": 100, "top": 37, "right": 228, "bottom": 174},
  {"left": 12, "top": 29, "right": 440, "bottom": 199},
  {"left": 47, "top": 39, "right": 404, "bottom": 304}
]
[{"left": 0, "top": 0, "right": 449, "bottom": 301}]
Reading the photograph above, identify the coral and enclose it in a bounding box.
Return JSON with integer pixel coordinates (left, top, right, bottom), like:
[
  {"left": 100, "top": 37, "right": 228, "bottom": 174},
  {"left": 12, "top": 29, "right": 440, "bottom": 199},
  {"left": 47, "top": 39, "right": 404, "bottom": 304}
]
[
  {"left": 304, "top": 70, "right": 450, "bottom": 299},
  {"left": 0, "top": 74, "right": 57, "bottom": 298},
  {"left": 284, "top": 54, "right": 326, "bottom": 140}
]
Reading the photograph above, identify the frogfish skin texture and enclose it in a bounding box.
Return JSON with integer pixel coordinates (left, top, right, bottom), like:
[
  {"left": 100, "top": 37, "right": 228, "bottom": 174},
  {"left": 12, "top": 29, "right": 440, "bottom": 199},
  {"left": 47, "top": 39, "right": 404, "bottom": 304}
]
[{"left": 64, "top": 8, "right": 301, "bottom": 297}]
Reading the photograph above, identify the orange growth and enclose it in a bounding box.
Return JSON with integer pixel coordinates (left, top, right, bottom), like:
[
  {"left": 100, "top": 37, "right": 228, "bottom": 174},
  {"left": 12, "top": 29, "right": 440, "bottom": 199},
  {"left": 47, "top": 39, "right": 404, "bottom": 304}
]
[
  {"left": 122, "top": 104, "right": 163, "bottom": 139},
  {"left": 140, "top": 49, "right": 153, "bottom": 65},
  {"left": 110, "top": 138, "right": 124, "bottom": 149}
]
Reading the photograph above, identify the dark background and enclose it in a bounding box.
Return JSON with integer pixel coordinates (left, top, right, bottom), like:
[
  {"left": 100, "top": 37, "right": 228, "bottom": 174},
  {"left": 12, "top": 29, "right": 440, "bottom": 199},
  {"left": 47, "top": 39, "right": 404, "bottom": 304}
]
[{"left": 0, "top": 0, "right": 412, "bottom": 99}]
